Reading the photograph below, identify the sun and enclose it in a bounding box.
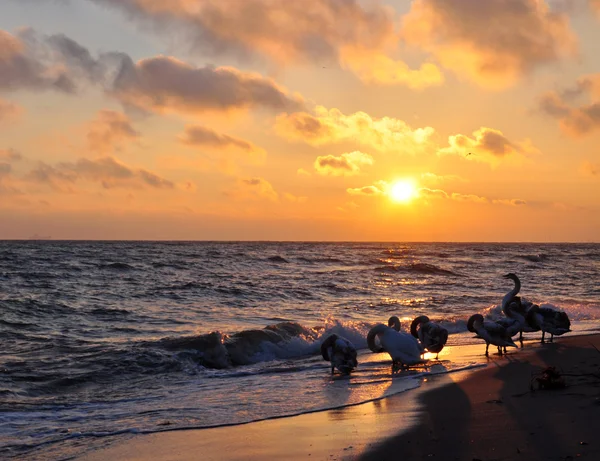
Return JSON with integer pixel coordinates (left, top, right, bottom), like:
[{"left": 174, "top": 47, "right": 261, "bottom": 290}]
[{"left": 389, "top": 179, "right": 418, "bottom": 203}]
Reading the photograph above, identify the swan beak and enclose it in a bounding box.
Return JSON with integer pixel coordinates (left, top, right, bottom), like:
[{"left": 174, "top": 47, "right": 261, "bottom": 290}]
[{"left": 502, "top": 273, "right": 511, "bottom": 278}]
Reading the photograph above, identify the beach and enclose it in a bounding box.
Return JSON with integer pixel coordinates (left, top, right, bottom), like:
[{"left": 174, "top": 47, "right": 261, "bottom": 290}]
[{"left": 80, "top": 333, "right": 600, "bottom": 461}]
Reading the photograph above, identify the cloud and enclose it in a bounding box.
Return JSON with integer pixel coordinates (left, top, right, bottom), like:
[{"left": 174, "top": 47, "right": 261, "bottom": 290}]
[
  {"left": 420, "top": 172, "right": 466, "bottom": 184},
  {"left": 87, "top": 110, "right": 139, "bottom": 153},
  {"left": 276, "top": 106, "right": 436, "bottom": 153},
  {"left": 84, "top": 0, "right": 439, "bottom": 88},
  {"left": 346, "top": 181, "right": 526, "bottom": 206},
  {"left": 0, "top": 162, "right": 11, "bottom": 176},
  {"left": 0, "top": 148, "right": 22, "bottom": 161},
  {"left": 283, "top": 192, "right": 308, "bottom": 203},
  {"left": 580, "top": 161, "right": 599, "bottom": 177},
  {"left": 439, "top": 127, "right": 538, "bottom": 164},
  {"left": 180, "top": 125, "right": 265, "bottom": 159},
  {"left": 0, "top": 163, "right": 22, "bottom": 195},
  {"left": 339, "top": 47, "right": 444, "bottom": 89},
  {"left": 537, "top": 73, "right": 600, "bottom": 136},
  {"left": 420, "top": 187, "right": 526, "bottom": 205},
  {"left": 347, "top": 180, "right": 388, "bottom": 196},
  {"left": 226, "top": 177, "right": 279, "bottom": 201},
  {"left": 90, "top": 0, "right": 394, "bottom": 63},
  {"left": 111, "top": 56, "right": 304, "bottom": 115},
  {"left": 0, "top": 99, "right": 22, "bottom": 122},
  {"left": 401, "top": 0, "right": 577, "bottom": 88},
  {"left": 1, "top": 27, "right": 306, "bottom": 119},
  {"left": 314, "top": 151, "right": 373, "bottom": 176},
  {"left": 0, "top": 29, "right": 82, "bottom": 93},
  {"left": 27, "top": 156, "right": 174, "bottom": 191},
  {"left": 492, "top": 198, "right": 527, "bottom": 206}
]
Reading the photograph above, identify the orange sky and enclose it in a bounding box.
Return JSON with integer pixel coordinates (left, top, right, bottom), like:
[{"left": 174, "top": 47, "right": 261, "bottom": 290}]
[{"left": 1, "top": 0, "right": 599, "bottom": 241}]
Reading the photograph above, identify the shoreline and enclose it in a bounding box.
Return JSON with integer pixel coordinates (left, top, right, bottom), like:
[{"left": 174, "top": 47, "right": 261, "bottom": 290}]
[{"left": 79, "top": 332, "right": 600, "bottom": 461}]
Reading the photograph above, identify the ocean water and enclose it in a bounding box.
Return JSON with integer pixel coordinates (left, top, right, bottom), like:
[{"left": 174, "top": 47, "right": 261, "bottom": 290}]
[{"left": 1, "top": 241, "right": 599, "bottom": 459}]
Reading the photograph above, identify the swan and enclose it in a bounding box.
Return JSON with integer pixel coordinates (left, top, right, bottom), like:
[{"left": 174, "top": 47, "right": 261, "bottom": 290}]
[
  {"left": 320, "top": 334, "right": 358, "bottom": 374},
  {"left": 493, "top": 316, "right": 522, "bottom": 354},
  {"left": 501, "top": 273, "right": 544, "bottom": 342},
  {"left": 467, "top": 314, "right": 517, "bottom": 356},
  {"left": 410, "top": 315, "right": 448, "bottom": 359},
  {"left": 367, "top": 318, "right": 424, "bottom": 372},
  {"left": 368, "top": 316, "right": 402, "bottom": 352},
  {"left": 526, "top": 305, "right": 570, "bottom": 343}
]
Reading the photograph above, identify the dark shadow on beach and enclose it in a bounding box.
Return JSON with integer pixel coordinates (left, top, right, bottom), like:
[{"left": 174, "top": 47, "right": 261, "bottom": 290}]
[
  {"left": 359, "top": 372, "right": 472, "bottom": 460},
  {"left": 360, "top": 336, "right": 600, "bottom": 461}
]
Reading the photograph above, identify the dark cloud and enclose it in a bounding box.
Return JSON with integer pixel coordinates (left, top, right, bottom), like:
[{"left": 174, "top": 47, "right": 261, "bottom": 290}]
[
  {"left": 1, "top": 27, "right": 304, "bottom": 116},
  {"left": 180, "top": 125, "right": 255, "bottom": 152},
  {"left": 27, "top": 156, "right": 174, "bottom": 190},
  {"left": 87, "top": 110, "right": 139, "bottom": 153},
  {"left": 0, "top": 148, "right": 22, "bottom": 161},
  {"left": 111, "top": 56, "right": 304, "bottom": 115},
  {"left": 46, "top": 33, "right": 106, "bottom": 83},
  {"left": 0, "top": 29, "right": 78, "bottom": 93},
  {"left": 314, "top": 151, "right": 373, "bottom": 176},
  {"left": 441, "top": 127, "right": 537, "bottom": 163},
  {"left": 538, "top": 73, "right": 600, "bottom": 136}
]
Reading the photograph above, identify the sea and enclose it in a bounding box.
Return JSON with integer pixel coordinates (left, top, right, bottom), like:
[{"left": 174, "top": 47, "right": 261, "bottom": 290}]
[{"left": 1, "top": 241, "right": 599, "bottom": 459}]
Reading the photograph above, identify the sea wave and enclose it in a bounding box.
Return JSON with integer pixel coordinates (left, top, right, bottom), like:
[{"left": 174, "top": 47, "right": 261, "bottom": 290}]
[{"left": 374, "top": 262, "right": 461, "bottom": 276}]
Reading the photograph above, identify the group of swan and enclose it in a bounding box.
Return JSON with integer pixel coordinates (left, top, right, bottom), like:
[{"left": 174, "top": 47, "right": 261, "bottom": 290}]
[
  {"left": 321, "top": 273, "right": 571, "bottom": 373},
  {"left": 321, "top": 315, "right": 449, "bottom": 375},
  {"left": 468, "top": 273, "right": 570, "bottom": 356}
]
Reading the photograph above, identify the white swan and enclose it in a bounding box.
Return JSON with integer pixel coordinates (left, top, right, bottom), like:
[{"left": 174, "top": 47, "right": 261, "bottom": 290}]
[
  {"left": 320, "top": 334, "right": 358, "bottom": 374},
  {"left": 367, "top": 317, "right": 423, "bottom": 372},
  {"left": 368, "top": 316, "right": 402, "bottom": 352},
  {"left": 410, "top": 315, "right": 448, "bottom": 359},
  {"left": 526, "top": 305, "right": 571, "bottom": 343},
  {"left": 467, "top": 314, "right": 517, "bottom": 356}
]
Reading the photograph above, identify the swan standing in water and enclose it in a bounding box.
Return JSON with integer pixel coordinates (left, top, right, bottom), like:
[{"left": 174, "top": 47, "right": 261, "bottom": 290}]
[
  {"left": 320, "top": 334, "right": 358, "bottom": 374},
  {"left": 368, "top": 316, "right": 402, "bottom": 352},
  {"left": 501, "top": 273, "right": 540, "bottom": 343},
  {"left": 468, "top": 314, "right": 517, "bottom": 356},
  {"left": 367, "top": 316, "right": 423, "bottom": 372},
  {"left": 526, "top": 305, "right": 571, "bottom": 343},
  {"left": 410, "top": 316, "right": 448, "bottom": 359}
]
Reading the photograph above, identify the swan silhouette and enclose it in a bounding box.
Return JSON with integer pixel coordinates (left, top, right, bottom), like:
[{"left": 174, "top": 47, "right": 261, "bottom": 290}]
[
  {"left": 468, "top": 314, "right": 517, "bottom": 356},
  {"left": 526, "top": 305, "right": 571, "bottom": 343},
  {"left": 410, "top": 315, "right": 449, "bottom": 359},
  {"left": 501, "top": 273, "right": 541, "bottom": 343},
  {"left": 320, "top": 334, "right": 358, "bottom": 374}
]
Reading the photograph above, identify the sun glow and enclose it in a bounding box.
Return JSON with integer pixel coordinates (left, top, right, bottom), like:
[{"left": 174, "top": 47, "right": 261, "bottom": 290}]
[{"left": 389, "top": 180, "right": 418, "bottom": 203}]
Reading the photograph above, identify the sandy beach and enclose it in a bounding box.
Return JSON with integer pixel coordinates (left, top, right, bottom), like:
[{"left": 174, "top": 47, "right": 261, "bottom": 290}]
[{"left": 79, "top": 333, "right": 600, "bottom": 461}]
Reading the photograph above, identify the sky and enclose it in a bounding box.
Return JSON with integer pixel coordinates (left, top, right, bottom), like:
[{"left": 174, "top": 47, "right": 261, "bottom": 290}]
[{"left": 0, "top": 0, "right": 599, "bottom": 241}]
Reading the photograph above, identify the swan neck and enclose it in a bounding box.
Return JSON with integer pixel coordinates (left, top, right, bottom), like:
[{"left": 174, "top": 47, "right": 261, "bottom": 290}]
[{"left": 502, "top": 277, "right": 521, "bottom": 315}]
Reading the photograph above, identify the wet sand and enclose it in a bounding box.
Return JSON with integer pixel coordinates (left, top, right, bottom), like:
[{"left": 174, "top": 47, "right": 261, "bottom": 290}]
[{"left": 80, "top": 334, "right": 600, "bottom": 461}]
